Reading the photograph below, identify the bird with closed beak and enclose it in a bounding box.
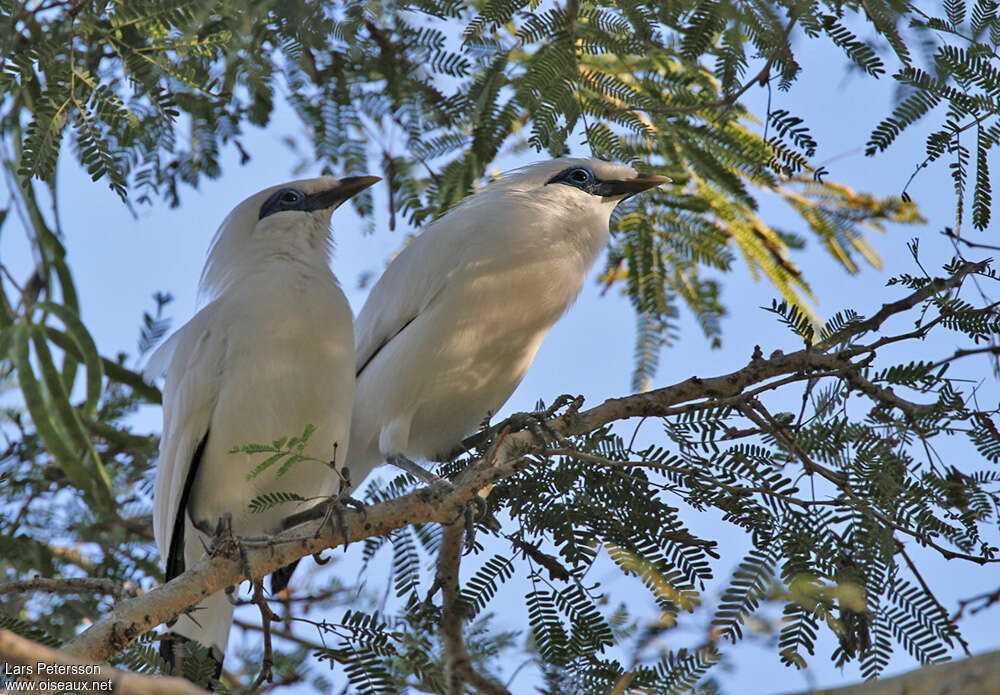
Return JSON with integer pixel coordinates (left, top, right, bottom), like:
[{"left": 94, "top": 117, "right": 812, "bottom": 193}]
[
  {"left": 146, "top": 175, "right": 378, "bottom": 683},
  {"left": 347, "top": 157, "right": 669, "bottom": 486}
]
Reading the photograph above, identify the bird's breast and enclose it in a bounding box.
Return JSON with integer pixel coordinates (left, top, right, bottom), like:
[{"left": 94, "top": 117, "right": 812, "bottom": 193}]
[{"left": 189, "top": 282, "right": 354, "bottom": 535}]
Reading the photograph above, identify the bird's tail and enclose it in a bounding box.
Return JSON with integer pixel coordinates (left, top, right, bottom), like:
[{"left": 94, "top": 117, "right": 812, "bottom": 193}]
[
  {"left": 269, "top": 558, "right": 301, "bottom": 594},
  {"left": 160, "top": 590, "right": 232, "bottom": 687}
]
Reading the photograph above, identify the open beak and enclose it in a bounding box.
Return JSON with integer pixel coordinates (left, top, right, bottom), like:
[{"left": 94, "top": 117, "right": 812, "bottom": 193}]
[
  {"left": 597, "top": 173, "right": 671, "bottom": 199},
  {"left": 305, "top": 175, "right": 381, "bottom": 211}
]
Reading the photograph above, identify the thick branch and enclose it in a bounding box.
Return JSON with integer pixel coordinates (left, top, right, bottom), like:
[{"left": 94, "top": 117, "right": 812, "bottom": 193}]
[
  {"left": 436, "top": 521, "right": 510, "bottom": 695},
  {"left": 0, "top": 629, "right": 208, "bottom": 695},
  {"left": 461, "top": 265, "right": 986, "bottom": 457},
  {"left": 60, "top": 348, "right": 976, "bottom": 662},
  {"left": 541, "top": 350, "right": 912, "bottom": 438},
  {"left": 438, "top": 522, "right": 468, "bottom": 695},
  {"left": 60, "top": 266, "right": 996, "bottom": 663},
  {"left": 61, "top": 482, "right": 469, "bottom": 663},
  {"left": 779, "top": 648, "right": 1000, "bottom": 695}
]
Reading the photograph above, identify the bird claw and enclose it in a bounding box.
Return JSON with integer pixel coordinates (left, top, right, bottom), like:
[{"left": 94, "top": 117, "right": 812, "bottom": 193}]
[
  {"left": 462, "top": 495, "right": 492, "bottom": 554},
  {"left": 204, "top": 513, "right": 254, "bottom": 584},
  {"left": 225, "top": 584, "right": 240, "bottom": 606},
  {"left": 506, "top": 411, "right": 558, "bottom": 443},
  {"left": 502, "top": 394, "right": 582, "bottom": 445},
  {"left": 463, "top": 503, "right": 478, "bottom": 554},
  {"left": 340, "top": 495, "right": 367, "bottom": 516},
  {"left": 317, "top": 492, "right": 366, "bottom": 550},
  {"left": 472, "top": 494, "right": 488, "bottom": 518},
  {"left": 545, "top": 393, "right": 583, "bottom": 417},
  {"left": 239, "top": 542, "right": 254, "bottom": 584}
]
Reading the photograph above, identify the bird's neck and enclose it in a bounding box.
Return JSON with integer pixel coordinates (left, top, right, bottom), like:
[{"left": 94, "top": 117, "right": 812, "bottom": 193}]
[
  {"left": 542, "top": 201, "right": 613, "bottom": 266},
  {"left": 201, "top": 239, "right": 337, "bottom": 300}
]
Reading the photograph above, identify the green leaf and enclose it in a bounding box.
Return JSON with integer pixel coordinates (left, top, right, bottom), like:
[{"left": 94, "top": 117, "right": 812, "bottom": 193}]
[
  {"left": 36, "top": 301, "right": 104, "bottom": 419},
  {"left": 28, "top": 324, "right": 114, "bottom": 512},
  {"left": 11, "top": 324, "right": 91, "bottom": 501}
]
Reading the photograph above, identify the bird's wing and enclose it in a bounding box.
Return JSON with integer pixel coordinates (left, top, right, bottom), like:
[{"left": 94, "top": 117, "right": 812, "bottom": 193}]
[
  {"left": 151, "top": 302, "right": 227, "bottom": 568},
  {"left": 354, "top": 232, "right": 453, "bottom": 377},
  {"left": 142, "top": 328, "right": 184, "bottom": 383}
]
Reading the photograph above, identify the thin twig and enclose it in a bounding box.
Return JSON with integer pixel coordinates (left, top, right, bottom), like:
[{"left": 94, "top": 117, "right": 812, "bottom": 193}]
[
  {"left": 953, "top": 585, "right": 1000, "bottom": 621},
  {"left": 899, "top": 545, "right": 972, "bottom": 656},
  {"left": 942, "top": 228, "right": 1000, "bottom": 252},
  {"left": 233, "top": 617, "right": 327, "bottom": 653},
  {"left": 927, "top": 346, "right": 1000, "bottom": 371},
  {"left": 605, "top": 12, "right": 796, "bottom": 117},
  {"left": 605, "top": 670, "right": 634, "bottom": 695},
  {"left": 245, "top": 580, "right": 276, "bottom": 694},
  {"left": 818, "top": 261, "right": 987, "bottom": 351}
]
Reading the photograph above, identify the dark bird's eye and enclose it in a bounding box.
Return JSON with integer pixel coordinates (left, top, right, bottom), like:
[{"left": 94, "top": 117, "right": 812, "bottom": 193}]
[
  {"left": 259, "top": 187, "right": 307, "bottom": 219},
  {"left": 547, "top": 166, "right": 598, "bottom": 192},
  {"left": 280, "top": 190, "right": 303, "bottom": 205}
]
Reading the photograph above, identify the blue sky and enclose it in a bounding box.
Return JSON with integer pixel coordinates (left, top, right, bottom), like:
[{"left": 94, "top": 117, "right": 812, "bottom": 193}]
[{"left": 3, "top": 21, "right": 999, "bottom": 695}]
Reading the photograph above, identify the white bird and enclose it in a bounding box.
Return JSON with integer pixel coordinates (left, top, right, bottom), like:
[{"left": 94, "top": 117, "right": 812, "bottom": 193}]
[
  {"left": 346, "top": 158, "right": 668, "bottom": 485},
  {"left": 147, "top": 175, "right": 378, "bottom": 678}
]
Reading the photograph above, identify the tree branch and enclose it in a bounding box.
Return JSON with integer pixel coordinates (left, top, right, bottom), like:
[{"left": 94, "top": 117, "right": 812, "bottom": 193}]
[
  {"left": 438, "top": 522, "right": 468, "bottom": 695},
  {"left": 0, "top": 576, "right": 125, "bottom": 598},
  {"left": 604, "top": 12, "right": 797, "bottom": 117},
  {"left": 777, "top": 647, "right": 1000, "bottom": 695},
  {"left": 0, "top": 629, "right": 208, "bottom": 695},
  {"left": 823, "top": 260, "right": 987, "bottom": 351},
  {"left": 942, "top": 228, "right": 1000, "bottom": 252},
  {"left": 59, "top": 263, "right": 998, "bottom": 663},
  {"left": 434, "top": 521, "right": 512, "bottom": 695},
  {"left": 954, "top": 585, "right": 1000, "bottom": 621}
]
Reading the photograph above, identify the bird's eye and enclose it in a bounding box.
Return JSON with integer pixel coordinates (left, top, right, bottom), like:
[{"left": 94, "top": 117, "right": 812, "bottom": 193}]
[
  {"left": 280, "top": 190, "right": 303, "bottom": 205},
  {"left": 546, "top": 166, "right": 599, "bottom": 191},
  {"left": 259, "top": 188, "right": 309, "bottom": 219}
]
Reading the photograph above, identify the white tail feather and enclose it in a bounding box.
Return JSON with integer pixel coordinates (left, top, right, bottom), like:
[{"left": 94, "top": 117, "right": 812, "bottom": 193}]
[{"left": 166, "top": 588, "right": 235, "bottom": 658}]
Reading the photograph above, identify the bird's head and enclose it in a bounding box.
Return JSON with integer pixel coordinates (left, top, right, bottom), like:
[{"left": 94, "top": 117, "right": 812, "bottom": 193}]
[
  {"left": 544, "top": 160, "right": 670, "bottom": 204},
  {"left": 466, "top": 158, "right": 668, "bottom": 254},
  {"left": 254, "top": 176, "right": 381, "bottom": 225},
  {"left": 482, "top": 158, "right": 668, "bottom": 220},
  {"left": 200, "top": 175, "right": 380, "bottom": 299}
]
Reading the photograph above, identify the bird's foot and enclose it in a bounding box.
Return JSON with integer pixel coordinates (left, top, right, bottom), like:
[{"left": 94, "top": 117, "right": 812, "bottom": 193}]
[
  {"left": 502, "top": 394, "right": 583, "bottom": 445},
  {"left": 546, "top": 393, "right": 584, "bottom": 417},
  {"left": 205, "top": 513, "right": 254, "bottom": 585},
  {"left": 249, "top": 579, "right": 276, "bottom": 690},
  {"left": 461, "top": 496, "right": 491, "bottom": 554},
  {"left": 447, "top": 397, "right": 583, "bottom": 461},
  {"left": 383, "top": 455, "right": 493, "bottom": 554},
  {"left": 225, "top": 584, "right": 240, "bottom": 606},
  {"left": 316, "top": 491, "right": 367, "bottom": 550}
]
